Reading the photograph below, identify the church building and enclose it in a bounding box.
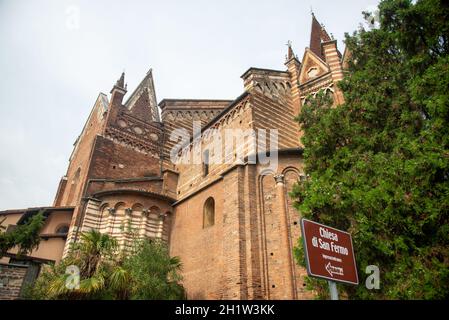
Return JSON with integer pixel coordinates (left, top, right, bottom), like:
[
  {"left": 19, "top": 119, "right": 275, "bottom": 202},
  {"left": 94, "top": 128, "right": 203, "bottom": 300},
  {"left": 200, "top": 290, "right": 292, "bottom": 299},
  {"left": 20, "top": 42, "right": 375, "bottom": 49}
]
[{"left": 0, "top": 15, "right": 347, "bottom": 300}]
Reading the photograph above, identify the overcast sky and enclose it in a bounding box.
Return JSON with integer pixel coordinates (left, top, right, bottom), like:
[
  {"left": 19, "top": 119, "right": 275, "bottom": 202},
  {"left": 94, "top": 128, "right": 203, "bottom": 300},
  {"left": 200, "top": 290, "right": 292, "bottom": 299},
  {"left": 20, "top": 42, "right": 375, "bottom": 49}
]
[{"left": 0, "top": 0, "right": 379, "bottom": 210}]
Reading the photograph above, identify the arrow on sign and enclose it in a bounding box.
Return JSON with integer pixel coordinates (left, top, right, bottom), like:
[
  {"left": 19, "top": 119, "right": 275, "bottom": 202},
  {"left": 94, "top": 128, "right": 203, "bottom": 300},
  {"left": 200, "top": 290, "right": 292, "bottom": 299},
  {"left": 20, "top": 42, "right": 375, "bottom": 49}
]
[{"left": 325, "top": 262, "right": 344, "bottom": 277}]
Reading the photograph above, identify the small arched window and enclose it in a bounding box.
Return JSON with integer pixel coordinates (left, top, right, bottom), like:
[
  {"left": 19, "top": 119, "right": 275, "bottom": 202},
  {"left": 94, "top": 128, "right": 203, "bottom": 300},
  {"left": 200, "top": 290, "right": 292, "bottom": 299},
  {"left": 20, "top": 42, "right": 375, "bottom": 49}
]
[
  {"left": 325, "top": 88, "right": 334, "bottom": 104},
  {"left": 150, "top": 206, "right": 161, "bottom": 217},
  {"left": 114, "top": 202, "right": 126, "bottom": 215},
  {"left": 203, "top": 197, "right": 215, "bottom": 228},
  {"left": 132, "top": 203, "right": 144, "bottom": 216},
  {"left": 100, "top": 203, "right": 109, "bottom": 216}
]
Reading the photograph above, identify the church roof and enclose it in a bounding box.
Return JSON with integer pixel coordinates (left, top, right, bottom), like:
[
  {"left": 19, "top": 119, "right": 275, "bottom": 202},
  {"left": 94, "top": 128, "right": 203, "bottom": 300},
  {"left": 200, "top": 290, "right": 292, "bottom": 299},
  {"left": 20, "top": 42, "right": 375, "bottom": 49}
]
[
  {"left": 0, "top": 206, "right": 74, "bottom": 216},
  {"left": 159, "top": 99, "right": 232, "bottom": 111}
]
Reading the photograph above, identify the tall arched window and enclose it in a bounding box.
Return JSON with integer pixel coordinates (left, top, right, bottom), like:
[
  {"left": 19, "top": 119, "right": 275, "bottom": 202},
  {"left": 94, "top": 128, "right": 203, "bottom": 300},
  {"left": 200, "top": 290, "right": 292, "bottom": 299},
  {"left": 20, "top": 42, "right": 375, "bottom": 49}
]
[
  {"left": 202, "top": 150, "right": 210, "bottom": 177},
  {"left": 110, "top": 202, "right": 125, "bottom": 233},
  {"left": 203, "top": 197, "right": 215, "bottom": 228},
  {"left": 99, "top": 203, "right": 109, "bottom": 231}
]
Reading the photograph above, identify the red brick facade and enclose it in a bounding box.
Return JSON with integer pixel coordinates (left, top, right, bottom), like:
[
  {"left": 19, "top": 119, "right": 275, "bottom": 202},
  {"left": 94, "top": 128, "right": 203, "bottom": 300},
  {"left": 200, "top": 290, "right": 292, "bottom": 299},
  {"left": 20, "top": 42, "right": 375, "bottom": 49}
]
[{"left": 3, "top": 15, "right": 347, "bottom": 300}]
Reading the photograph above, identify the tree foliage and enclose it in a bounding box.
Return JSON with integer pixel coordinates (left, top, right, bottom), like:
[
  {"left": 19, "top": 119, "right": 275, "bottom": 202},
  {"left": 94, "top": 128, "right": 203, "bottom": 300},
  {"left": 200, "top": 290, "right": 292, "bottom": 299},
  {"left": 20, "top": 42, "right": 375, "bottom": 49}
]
[
  {"left": 122, "top": 240, "right": 185, "bottom": 300},
  {"left": 291, "top": 0, "right": 449, "bottom": 299},
  {"left": 0, "top": 211, "right": 45, "bottom": 257},
  {"left": 26, "top": 229, "right": 185, "bottom": 300}
]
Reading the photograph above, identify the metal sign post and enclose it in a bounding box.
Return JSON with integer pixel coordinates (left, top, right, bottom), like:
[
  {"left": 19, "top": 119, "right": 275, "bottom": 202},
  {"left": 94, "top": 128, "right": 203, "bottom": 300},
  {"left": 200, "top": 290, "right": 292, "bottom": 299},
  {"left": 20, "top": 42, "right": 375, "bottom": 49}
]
[
  {"left": 300, "top": 218, "right": 358, "bottom": 300},
  {"left": 328, "top": 281, "right": 339, "bottom": 300}
]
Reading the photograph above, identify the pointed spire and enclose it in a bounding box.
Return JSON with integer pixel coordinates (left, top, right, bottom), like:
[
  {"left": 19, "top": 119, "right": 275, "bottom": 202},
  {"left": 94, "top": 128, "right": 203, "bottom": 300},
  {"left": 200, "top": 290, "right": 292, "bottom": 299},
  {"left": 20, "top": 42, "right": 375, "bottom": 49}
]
[
  {"left": 310, "top": 14, "right": 323, "bottom": 59},
  {"left": 110, "top": 71, "right": 127, "bottom": 95},
  {"left": 320, "top": 23, "right": 331, "bottom": 42},
  {"left": 116, "top": 72, "right": 125, "bottom": 89},
  {"left": 286, "top": 40, "right": 295, "bottom": 61},
  {"left": 309, "top": 13, "right": 331, "bottom": 60}
]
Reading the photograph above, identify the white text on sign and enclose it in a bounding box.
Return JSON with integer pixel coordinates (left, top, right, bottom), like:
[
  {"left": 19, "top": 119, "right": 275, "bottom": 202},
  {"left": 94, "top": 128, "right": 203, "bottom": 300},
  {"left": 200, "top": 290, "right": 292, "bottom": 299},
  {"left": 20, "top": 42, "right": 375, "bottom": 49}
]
[{"left": 311, "top": 227, "right": 349, "bottom": 255}]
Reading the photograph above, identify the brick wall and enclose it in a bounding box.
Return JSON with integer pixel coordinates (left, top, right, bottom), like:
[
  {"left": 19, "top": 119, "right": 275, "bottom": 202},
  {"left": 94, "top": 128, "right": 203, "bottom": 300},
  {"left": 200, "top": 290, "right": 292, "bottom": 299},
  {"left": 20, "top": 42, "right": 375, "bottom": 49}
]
[
  {"left": 160, "top": 99, "right": 229, "bottom": 171},
  {"left": 170, "top": 155, "right": 314, "bottom": 300},
  {"left": 58, "top": 94, "right": 109, "bottom": 207},
  {"left": 88, "top": 135, "right": 161, "bottom": 180},
  {"left": 0, "top": 263, "right": 28, "bottom": 300},
  {"left": 169, "top": 180, "right": 225, "bottom": 299},
  {"left": 168, "top": 69, "right": 313, "bottom": 299}
]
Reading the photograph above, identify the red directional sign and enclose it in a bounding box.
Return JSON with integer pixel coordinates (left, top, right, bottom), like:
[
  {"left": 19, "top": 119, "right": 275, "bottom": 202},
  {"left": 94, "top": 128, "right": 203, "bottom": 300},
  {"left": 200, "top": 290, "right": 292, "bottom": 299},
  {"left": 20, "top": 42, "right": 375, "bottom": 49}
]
[{"left": 300, "top": 218, "right": 359, "bottom": 285}]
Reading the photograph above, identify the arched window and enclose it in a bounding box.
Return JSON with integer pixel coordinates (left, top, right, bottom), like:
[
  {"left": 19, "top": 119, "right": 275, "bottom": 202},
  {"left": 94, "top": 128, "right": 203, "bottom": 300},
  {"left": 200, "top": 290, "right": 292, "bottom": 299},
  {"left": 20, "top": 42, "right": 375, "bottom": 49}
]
[
  {"left": 325, "top": 87, "right": 334, "bottom": 104},
  {"left": 99, "top": 203, "right": 109, "bottom": 231},
  {"left": 132, "top": 203, "right": 144, "bottom": 216},
  {"left": 203, "top": 150, "right": 210, "bottom": 176},
  {"left": 203, "top": 197, "right": 215, "bottom": 228},
  {"left": 99, "top": 203, "right": 109, "bottom": 218},
  {"left": 114, "top": 202, "right": 126, "bottom": 215},
  {"left": 149, "top": 206, "right": 161, "bottom": 217},
  {"left": 55, "top": 224, "right": 69, "bottom": 234}
]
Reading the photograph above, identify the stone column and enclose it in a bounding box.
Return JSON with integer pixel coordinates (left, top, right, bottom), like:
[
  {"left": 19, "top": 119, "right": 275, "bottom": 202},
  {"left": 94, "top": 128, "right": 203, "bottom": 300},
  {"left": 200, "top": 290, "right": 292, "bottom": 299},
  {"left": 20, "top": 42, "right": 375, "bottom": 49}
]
[
  {"left": 285, "top": 53, "right": 302, "bottom": 118},
  {"left": 123, "top": 208, "right": 133, "bottom": 250},
  {"left": 140, "top": 210, "right": 149, "bottom": 238},
  {"left": 274, "top": 174, "right": 295, "bottom": 299},
  {"left": 107, "top": 207, "right": 116, "bottom": 234},
  {"left": 157, "top": 213, "right": 166, "bottom": 239}
]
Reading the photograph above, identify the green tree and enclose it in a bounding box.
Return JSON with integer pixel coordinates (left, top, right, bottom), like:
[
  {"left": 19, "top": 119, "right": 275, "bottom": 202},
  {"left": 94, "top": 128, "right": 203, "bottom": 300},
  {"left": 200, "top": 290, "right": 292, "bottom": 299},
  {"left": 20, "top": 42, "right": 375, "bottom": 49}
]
[
  {"left": 27, "top": 230, "right": 120, "bottom": 299},
  {"left": 291, "top": 0, "right": 449, "bottom": 299},
  {"left": 123, "top": 239, "right": 185, "bottom": 300},
  {"left": 0, "top": 211, "right": 45, "bottom": 257},
  {"left": 26, "top": 229, "right": 185, "bottom": 300}
]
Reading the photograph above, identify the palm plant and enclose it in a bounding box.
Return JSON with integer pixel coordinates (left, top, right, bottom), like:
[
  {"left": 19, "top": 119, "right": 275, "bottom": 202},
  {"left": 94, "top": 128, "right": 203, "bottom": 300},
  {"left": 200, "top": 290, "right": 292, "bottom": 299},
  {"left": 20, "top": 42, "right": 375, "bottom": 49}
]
[
  {"left": 26, "top": 229, "right": 185, "bottom": 300},
  {"left": 29, "top": 230, "right": 118, "bottom": 299},
  {"left": 123, "top": 239, "right": 185, "bottom": 300},
  {"left": 74, "top": 230, "right": 118, "bottom": 277}
]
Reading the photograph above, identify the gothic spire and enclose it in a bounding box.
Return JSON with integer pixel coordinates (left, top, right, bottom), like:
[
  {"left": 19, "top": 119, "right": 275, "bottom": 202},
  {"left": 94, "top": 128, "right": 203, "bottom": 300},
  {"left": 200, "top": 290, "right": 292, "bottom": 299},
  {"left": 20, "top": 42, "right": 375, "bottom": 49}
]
[
  {"left": 110, "top": 71, "right": 127, "bottom": 95},
  {"left": 286, "top": 40, "right": 295, "bottom": 61},
  {"left": 309, "top": 13, "right": 331, "bottom": 60},
  {"left": 116, "top": 72, "right": 125, "bottom": 89}
]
